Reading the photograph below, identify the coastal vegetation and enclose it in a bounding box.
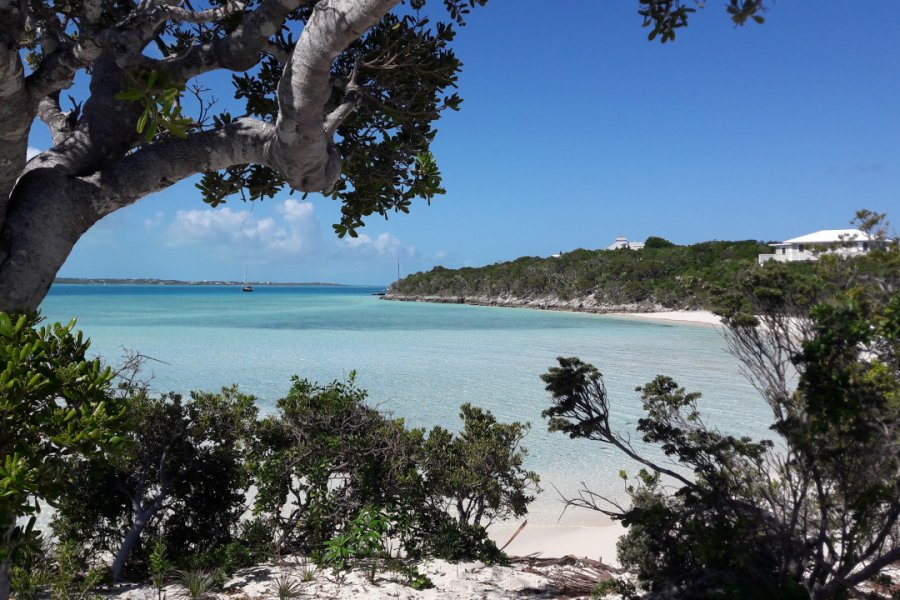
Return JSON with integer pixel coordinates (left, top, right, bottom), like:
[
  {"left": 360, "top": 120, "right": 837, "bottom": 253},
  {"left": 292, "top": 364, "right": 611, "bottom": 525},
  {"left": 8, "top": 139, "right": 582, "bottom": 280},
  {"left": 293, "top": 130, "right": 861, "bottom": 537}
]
[
  {"left": 542, "top": 215, "right": 900, "bottom": 599},
  {"left": 1, "top": 339, "right": 537, "bottom": 598},
  {"left": 389, "top": 239, "right": 788, "bottom": 311}
]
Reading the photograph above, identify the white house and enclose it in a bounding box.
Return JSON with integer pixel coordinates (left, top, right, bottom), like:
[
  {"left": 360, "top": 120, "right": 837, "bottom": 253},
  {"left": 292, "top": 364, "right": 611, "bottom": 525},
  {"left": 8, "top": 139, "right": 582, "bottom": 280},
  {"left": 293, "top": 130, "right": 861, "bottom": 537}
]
[
  {"left": 607, "top": 236, "right": 645, "bottom": 251},
  {"left": 758, "top": 229, "right": 877, "bottom": 265}
]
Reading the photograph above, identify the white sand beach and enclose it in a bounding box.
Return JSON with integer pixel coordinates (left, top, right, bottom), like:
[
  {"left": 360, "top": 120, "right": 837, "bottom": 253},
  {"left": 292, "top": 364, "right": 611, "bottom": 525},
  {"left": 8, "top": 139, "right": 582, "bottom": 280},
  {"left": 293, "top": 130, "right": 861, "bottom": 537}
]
[
  {"left": 609, "top": 309, "right": 723, "bottom": 326},
  {"left": 491, "top": 521, "right": 626, "bottom": 567},
  {"left": 101, "top": 524, "right": 626, "bottom": 599}
]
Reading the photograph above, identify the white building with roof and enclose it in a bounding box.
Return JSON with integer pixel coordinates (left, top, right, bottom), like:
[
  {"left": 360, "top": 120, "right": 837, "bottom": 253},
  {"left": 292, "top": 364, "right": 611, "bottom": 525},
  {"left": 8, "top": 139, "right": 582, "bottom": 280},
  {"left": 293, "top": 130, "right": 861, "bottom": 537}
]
[
  {"left": 607, "top": 236, "right": 645, "bottom": 251},
  {"left": 758, "top": 229, "right": 877, "bottom": 265}
]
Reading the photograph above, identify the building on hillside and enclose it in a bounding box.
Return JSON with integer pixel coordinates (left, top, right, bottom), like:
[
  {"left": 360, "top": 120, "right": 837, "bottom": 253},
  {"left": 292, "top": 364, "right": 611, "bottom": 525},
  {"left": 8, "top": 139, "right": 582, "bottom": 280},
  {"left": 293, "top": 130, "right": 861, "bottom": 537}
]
[
  {"left": 758, "top": 229, "right": 878, "bottom": 265},
  {"left": 607, "top": 236, "right": 645, "bottom": 251}
]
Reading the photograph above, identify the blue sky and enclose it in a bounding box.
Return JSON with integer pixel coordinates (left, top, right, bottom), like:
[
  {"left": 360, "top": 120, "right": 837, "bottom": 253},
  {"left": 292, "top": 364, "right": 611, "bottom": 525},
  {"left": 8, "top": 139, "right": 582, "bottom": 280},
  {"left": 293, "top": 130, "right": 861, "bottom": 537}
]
[{"left": 29, "top": 1, "right": 900, "bottom": 285}]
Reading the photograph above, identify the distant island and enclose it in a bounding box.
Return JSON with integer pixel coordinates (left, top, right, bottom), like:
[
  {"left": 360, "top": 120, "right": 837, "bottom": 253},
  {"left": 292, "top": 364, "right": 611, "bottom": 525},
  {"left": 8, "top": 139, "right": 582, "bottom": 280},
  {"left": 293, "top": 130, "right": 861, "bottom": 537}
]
[
  {"left": 53, "top": 277, "right": 356, "bottom": 287},
  {"left": 384, "top": 238, "right": 793, "bottom": 314}
]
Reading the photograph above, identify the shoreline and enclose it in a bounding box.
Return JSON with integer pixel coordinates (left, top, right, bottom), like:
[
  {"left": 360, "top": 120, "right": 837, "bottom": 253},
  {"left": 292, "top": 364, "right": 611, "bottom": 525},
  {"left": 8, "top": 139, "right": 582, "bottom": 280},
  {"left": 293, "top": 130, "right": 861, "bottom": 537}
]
[
  {"left": 383, "top": 294, "right": 722, "bottom": 326},
  {"left": 490, "top": 521, "right": 626, "bottom": 566}
]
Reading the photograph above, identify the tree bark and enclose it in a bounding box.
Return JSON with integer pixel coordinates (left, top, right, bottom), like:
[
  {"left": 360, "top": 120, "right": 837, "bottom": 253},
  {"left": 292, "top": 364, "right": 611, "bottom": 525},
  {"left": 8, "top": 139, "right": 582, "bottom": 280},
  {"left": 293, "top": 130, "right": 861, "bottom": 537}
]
[
  {"left": 112, "top": 509, "right": 152, "bottom": 583},
  {"left": 0, "top": 170, "right": 100, "bottom": 311}
]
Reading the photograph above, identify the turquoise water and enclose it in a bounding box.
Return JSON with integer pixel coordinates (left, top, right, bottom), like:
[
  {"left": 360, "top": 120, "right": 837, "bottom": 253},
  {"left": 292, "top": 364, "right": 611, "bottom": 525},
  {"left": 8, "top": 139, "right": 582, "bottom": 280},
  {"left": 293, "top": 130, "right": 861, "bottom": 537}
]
[{"left": 41, "top": 285, "right": 774, "bottom": 525}]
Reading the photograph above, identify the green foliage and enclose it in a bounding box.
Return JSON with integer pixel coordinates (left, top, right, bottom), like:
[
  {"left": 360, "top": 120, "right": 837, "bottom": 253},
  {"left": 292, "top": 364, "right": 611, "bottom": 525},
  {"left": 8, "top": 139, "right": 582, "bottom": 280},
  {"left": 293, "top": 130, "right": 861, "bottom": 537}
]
[
  {"left": 174, "top": 568, "right": 218, "bottom": 600},
  {"left": 47, "top": 541, "right": 105, "bottom": 600},
  {"left": 540, "top": 222, "right": 900, "bottom": 598},
  {"left": 321, "top": 506, "right": 435, "bottom": 588},
  {"left": 643, "top": 236, "right": 675, "bottom": 249},
  {"left": 52, "top": 386, "right": 258, "bottom": 578},
  {"left": 115, "top": 69, "right": 194, "bottom": 141},
  {"left": 322, "top": 506, "right": 392, "bottom": 581},
  {"left": 192, "top": 2, "right": 487, "bottom": 237},
  {"left": 0, "top": 313, "right": 125, "bottom": 592},
  {"left": 252, "top": 374, "right": 535, "bottom": 564},
  {"left": 639, "top": 0, "right": 765, "bottom": 43},
  {"left": 148, "top": 538, "right": 172, "bottom": 600},
  {"left": 592, "top": 578, "right": 638, "bottom": 599},
  {"left": 391, "top": 239, "right": 783, "bottom": 310},
  {"left": 422, "top": 403, "right": 539, "bottom": 528}
]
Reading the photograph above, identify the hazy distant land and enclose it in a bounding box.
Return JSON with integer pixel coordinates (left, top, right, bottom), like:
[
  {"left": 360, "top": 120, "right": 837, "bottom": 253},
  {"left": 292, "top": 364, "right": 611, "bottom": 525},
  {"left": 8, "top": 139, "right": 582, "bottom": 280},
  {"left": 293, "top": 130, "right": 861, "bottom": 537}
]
[{"left": 53, "top": 277, "right": 356, "bottom": 287}]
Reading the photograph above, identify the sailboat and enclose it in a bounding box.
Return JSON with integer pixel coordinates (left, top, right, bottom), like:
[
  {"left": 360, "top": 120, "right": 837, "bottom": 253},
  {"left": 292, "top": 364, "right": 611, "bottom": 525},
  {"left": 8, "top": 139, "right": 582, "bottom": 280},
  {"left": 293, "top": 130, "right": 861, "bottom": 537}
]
[{"left": 242, "top": 267, "right": 254, "bottom": 293}]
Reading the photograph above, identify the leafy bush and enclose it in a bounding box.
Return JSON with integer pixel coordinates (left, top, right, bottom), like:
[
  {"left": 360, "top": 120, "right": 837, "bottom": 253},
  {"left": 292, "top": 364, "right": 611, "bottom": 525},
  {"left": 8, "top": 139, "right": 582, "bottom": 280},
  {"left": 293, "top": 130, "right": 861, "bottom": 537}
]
[
  {"left": 643, "top": 236, "right": 675, "bottom": 249},
  {"left": 252, "top": 374, "right": 537, "bottom": 564},
  {"left": 52, "top": 386, "right": 258, "bottom": 581},
  {"left": 0, "top": 314, "right": 126, "bottom": 599}
]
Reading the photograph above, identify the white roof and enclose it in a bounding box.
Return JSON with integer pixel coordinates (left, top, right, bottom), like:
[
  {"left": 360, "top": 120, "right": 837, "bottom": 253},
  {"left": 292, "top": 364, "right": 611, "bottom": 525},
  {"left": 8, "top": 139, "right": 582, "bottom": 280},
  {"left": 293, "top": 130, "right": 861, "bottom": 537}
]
[{"left": 773, "top": 229, "right": 873, "bottom": 246}]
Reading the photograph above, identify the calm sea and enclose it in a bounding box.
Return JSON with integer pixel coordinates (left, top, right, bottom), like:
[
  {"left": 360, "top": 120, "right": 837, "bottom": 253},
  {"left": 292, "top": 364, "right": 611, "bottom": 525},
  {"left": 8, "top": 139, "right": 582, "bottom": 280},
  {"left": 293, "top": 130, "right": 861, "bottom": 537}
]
[{"left": 41, "top": 284, "right": 774, "bottom": 526}]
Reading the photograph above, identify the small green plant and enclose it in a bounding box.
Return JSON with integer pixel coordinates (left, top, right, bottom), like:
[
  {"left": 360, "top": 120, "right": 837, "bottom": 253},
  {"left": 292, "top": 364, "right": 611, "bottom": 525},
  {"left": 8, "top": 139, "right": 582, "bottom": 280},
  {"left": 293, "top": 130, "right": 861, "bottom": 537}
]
[
  {"left": 47, "top": 541, "right": 105, "bottom": 600},
  {"left": 591, "top": 578, "right": 638, "bottom": 599},
  {"left": 149, "top": 538, "right": 172, "bottom": 600},
  {"left": 9, "top": 537, "right": 50, "bottom": 600},
  {"left": 270, "top": 573, "right": 303, "bottom": 599},
  {"left": 394, "top": 563, "right": 434, "bottom": 590},
  {"left": 321, "top": 507, "right": 391, "bottom": 582},
  {"left": 296, "top": 559, "right": 317, "bottom": 583},
  {"left": 174, "top": 568, "right": 218, "bottom": 600}
]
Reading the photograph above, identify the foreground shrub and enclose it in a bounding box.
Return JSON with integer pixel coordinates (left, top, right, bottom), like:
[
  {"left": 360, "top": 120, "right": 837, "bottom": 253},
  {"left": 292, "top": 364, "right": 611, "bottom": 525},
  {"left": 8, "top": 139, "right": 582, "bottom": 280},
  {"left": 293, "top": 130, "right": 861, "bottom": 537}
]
[
  {"left": 53, "top": 387, "right": 258, "bottom": 581},
  {"left": 252, "top": 373, "right": 538, "bottom": 564},
  {"left": 0, "top": 314, "right": 126, "bottom": 600},
  {"left": 541, "top": 215, "right": 900, "bottom": 599}
]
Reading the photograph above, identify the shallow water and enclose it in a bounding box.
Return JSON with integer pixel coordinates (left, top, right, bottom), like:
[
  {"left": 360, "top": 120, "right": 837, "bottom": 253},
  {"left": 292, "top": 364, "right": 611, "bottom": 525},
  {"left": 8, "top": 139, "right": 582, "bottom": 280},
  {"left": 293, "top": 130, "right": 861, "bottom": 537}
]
[{"left": 41, "top": 285, "right": 774, "bottom": 525}]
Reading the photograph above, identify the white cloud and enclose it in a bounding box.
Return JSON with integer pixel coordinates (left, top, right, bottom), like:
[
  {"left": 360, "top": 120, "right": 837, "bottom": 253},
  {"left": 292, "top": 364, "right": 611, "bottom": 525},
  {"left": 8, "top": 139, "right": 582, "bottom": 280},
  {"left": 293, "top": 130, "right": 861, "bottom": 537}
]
[
  {"left": 342, "top": 232, "right": 416, "bottom": 259},
  {"left": 166, "top": 206, "right": 281, "bottom": 249},
  {"left": 433, "top": 250, "right": 449, "bottom": 261},
  {"left": 26, "top": 147, "right": 41, "bottom": 160},
  {"left": 144, "top": 211, "right": 166, "bottom": 229},
  {"left": 162, "top": 200, "right": 414, "bottom": 263}
]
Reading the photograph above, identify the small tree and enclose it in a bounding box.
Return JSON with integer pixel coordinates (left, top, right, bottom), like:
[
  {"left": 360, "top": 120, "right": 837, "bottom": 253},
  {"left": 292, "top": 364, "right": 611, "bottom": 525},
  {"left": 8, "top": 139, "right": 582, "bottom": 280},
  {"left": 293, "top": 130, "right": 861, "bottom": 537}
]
[
  {"left": 251, "top": 373, "right": 423, "bottom": 556},
  {"left": 53, "top": 386, "right": 258, "bottom": 582},
  {"left": 252, "top": 375, "right": 538, "bottom": 562},
  {"left": 0, "top": 314, "right": 125, "bottom": 600},
  {"left": 421, "top": 403, "right": 539, "bottom": 529}
]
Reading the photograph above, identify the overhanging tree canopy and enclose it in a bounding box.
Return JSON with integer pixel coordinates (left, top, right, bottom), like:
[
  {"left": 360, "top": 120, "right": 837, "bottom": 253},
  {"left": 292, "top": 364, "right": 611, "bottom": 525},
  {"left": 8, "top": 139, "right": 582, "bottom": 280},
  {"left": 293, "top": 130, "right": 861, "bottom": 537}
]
[
  {"left": 0, "top": 0, "right": 765, "bottom": 311},
  {"left": 0, "top": 0, "right": 486, "bottom": 310}
]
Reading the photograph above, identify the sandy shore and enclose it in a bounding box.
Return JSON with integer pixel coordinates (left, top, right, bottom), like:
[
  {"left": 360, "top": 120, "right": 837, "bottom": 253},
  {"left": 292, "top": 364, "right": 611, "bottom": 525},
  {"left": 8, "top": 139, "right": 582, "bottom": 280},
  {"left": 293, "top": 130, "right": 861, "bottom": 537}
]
[
  {"left": 101, "top": 524, "right": 626, "bottom": 598},
  {"left": 491, "top": 522, "right": 625, "bottom": 567},
  {"left": 607, "top": 309, "right": 723, "bottom": 326}
]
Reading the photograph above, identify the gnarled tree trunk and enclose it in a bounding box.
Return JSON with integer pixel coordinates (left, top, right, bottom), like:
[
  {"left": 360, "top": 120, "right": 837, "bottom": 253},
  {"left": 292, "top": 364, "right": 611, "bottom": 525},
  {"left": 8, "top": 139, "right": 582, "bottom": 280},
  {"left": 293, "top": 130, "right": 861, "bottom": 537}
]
[{"left": 0, "top": 0, "right": 401, "bottom": 314}]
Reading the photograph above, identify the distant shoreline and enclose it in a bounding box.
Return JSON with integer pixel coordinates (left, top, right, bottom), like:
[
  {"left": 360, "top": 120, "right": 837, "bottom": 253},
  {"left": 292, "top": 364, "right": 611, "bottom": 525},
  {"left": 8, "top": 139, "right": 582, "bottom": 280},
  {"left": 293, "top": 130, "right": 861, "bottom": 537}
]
[
  {"left": 382, "top": 293, "right": 722, "bottom": 326},
  {"left": 53, "top": 278, "right": 366, "bottom": 287}
]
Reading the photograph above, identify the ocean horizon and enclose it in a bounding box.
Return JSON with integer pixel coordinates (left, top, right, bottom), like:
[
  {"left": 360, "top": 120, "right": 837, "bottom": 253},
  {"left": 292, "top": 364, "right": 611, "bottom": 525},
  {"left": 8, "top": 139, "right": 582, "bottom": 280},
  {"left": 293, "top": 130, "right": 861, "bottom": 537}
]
[{"left": 40, "top": 284, "right": 774, "bottom": 526}]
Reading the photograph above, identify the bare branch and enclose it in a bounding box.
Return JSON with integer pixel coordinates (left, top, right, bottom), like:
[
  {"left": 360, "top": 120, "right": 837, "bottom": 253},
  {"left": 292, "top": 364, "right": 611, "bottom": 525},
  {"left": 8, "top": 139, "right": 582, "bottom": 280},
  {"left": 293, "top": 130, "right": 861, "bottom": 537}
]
[
  {"left": 36, "top": 94, "right": 74, "bottom": 145},
  {"left": 92, "top": 117, "right": 273, "bottom": 217}
]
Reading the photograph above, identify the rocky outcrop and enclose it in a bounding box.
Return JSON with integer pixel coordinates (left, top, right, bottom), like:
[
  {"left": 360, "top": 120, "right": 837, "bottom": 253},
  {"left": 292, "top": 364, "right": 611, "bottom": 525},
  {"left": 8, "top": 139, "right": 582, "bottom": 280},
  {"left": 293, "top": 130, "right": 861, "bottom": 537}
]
[{"left": 382, "top": 293, "right": 666, "bottom": 315}]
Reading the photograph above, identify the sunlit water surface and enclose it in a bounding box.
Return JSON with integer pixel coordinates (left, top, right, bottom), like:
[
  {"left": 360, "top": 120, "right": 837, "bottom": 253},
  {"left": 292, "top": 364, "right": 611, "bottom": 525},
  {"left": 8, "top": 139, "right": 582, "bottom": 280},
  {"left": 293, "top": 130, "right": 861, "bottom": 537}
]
[{"left": 41, "top": 285, "right": 775, "bottom": 525}]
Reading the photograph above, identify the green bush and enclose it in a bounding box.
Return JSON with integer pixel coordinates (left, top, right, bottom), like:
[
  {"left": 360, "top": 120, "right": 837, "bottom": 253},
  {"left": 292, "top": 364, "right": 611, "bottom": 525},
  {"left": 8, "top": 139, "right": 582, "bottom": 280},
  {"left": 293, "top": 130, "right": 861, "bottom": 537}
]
[
  {"left": 52, "top": 387, "right": 258, "bottom": 581},
  {"left": 0, "top": 313, "right": 126, "bottom": 598}
]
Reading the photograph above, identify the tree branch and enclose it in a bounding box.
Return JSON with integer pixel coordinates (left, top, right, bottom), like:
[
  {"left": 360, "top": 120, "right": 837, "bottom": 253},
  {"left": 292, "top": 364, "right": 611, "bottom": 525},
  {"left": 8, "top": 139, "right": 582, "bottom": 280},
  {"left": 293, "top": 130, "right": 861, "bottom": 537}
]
[
  {"left": 36, "top": 94, "right": 74, "bottom": 145},
  {"left": 92, "top": 118, "right": 273, "bottom": 216},
  {"left": 268, "top": 0, "right": 401, "bottom": 192}
]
